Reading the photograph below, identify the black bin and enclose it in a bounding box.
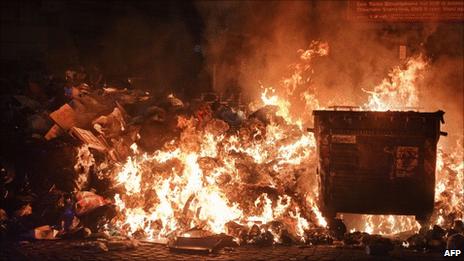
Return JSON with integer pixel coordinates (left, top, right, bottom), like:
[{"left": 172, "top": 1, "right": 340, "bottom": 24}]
[{"left": 312, "top": 109, "right": 445, "bottom": 224}]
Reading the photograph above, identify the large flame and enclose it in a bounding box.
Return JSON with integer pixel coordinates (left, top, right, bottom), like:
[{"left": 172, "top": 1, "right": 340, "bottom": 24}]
[
  {"left": 106, "top": 42, "right": 331, "bottom": 241},
  {"left": 77, "top": 43, "right": 462, "bottom": 241},
  {"left": 363, "top": 55, "right": 427, "bottom": 111},
  {"left": 110, "top": 118, "right": 324, "bottom": 240},
  {"left": 433, "top": 142, "right": 464, "bottom": 227}
]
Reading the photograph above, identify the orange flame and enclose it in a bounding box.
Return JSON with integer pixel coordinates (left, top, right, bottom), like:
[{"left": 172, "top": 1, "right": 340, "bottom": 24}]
[
  {"left": 363, "top": 55, "right": 427, "bottom": 111},
  {"left": 75, "top": 42, "right": 462, "bottom": 241}
]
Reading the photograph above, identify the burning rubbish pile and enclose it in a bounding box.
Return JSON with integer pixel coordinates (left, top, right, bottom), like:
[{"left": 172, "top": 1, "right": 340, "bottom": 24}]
[{"left": 0, "top": 41, "right": 462, "bottom": 255}]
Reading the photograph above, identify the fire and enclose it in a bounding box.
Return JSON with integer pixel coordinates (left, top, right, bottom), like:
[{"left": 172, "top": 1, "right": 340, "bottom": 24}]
[
  {"left": 363, "top": 55, "right": 427, "bottom": 111},
  {"left": 115, "top": 157, "right": 142, "bottom": 195},
  {"left": 355, "top": 215, "right": 421, "bottom": 235},
  {"left": 111, "top": 111, "right": 327, "bottom": 240},
  {"left": 74, "top": 145, "right": 95, "bottom": 191},
  {"left": 256, "top": 40, "right": 328, "bottom": 125},
  {"left": 433, "top": 142, "right": 464, "bottom": 228},
  {"left": 352, "top": 55, "right": 463, "bottom": 235},
  {"left": 76, "top": 42, "right": 462, "bottom": 242},
  {"left": 111, "top": 123, "right": 320, "bottom": 240},
  {"left": 103, "top": 42, "right": 333, "bottom": 241},
  {"left": 260, "top": 87, "right": 292, "bottom": 122}
]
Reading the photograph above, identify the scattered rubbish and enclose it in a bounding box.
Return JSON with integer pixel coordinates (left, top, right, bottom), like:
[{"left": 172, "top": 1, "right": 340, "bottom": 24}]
[
  {"left": 24, "top": 225, "right": 60, "bottom": 240},
  {"left": 92, "top": 107, "right": 126, "bottom": 138},
  {"left": 75, "top": 191, "right": 110, "bottom": 216},
  {"left": 49, "top": 104, "right": 78, "bottom": 130},
  {"left": 425, "top": 225, "right": 447, "bottom": 251},
  {"left": 62, "top": 227, "right": 92, "bottom": 239},
  {"left": 364, "top": 235, "right": 394, "bottom": 256},
  {"left": 44, "top": 124, "right": 64, "bottom": 140},
  {"left": 304, "top": 228, "right": 333, "bottom": 245},
  {"left": 343, "top": 231, "right": 370, "bottom": 246},
  {"left": 70, "top": 127, "right": 107, "bottom": 152},
  {"left": 14, "top": 204, "right": 32, "bottom": 217},
  {"left": 328, "top": 218, "right": 346, "bottom": 240},
  {"left": 446, "top": 233, "right": 464, "bottom": 250}
]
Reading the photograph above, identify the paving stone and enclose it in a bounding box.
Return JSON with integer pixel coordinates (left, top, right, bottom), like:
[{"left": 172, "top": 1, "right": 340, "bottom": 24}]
[{"left": 0, "top": 240, "right": 448, "bottom": 260}]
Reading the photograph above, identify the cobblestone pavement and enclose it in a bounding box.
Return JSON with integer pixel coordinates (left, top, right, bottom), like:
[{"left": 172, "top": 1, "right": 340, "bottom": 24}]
[{"left": 0, "top": 240, "right": 449, "bottom": 261}]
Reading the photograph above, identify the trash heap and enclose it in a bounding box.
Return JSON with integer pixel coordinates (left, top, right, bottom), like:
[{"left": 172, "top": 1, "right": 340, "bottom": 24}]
[
  {"left": 0, "top": 67, "right": 323, "bottom": 248},
  {"left": 0, "top": 68, "right": 130, "bottom": 243}
]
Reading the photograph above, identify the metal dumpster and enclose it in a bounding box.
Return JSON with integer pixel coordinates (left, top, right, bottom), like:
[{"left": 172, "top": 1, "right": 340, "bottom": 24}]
[{"left": 312, "top": 109, "right": 445, "bottom": 224}]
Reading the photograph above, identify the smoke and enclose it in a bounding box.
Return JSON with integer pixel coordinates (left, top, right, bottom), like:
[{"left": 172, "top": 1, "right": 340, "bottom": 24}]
[{"left": 196, "top": 1, "right": 315, "bottom": 102}]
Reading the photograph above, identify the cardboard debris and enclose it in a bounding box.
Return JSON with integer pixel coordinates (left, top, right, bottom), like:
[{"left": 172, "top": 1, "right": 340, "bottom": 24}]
[
  {"left": 75, "top": 191, "right": 110, "bottom": 216},
  {"left": 44, "top": 124, "right": 64, "bottom": 140},
  {"left": 49, "top": 104, "right": 77, "bottom": 130},
  {"left": 92, "top": 107, "right": 126, "bottom": 138},
  {"left": 70, "top": 127, "right": 107, "bottom": 152}
]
